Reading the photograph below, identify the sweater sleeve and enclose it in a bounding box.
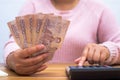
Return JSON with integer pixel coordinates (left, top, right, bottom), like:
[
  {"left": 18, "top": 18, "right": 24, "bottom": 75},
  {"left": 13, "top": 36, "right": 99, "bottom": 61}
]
[
  {"left": 4, "top": 36, "right": 20, "bottom": 64},
  {"left": 98, "top": 7, "right": 120, "bottom": 65}
]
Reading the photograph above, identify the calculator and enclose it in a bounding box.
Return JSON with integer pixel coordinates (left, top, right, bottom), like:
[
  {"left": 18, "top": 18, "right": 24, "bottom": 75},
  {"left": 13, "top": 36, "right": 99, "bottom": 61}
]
[{"left": 66, "top": 65, "right": 120, "bottom": 80}]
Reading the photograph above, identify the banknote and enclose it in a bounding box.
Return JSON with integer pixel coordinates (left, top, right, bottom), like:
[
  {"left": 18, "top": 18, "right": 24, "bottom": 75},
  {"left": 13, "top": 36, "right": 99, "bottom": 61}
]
[
  {"left": 7, "top": 21, "right": 22, "bottom": 48},
  {"left": 24, "top": 14, "right": 34, "bottom": 47},
  {"left": 33, "top": 13, "right": 46, "bottom": 45},
  {"left": 16, "top": 16, "right": 27, "bottom": 49},
  {"left": 38, "top": 14, "right": 70, "bottom": 54},
  {"left": 58, "top": 19, "right": 70, "bottom": 47}
]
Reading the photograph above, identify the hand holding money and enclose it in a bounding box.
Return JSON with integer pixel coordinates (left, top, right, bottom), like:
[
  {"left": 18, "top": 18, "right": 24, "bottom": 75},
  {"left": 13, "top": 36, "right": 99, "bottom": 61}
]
[
  {"left": 7, "top": 13, "right": 70, "bottom": 57},
  {"left": 7, "top": 13, "right": 70, "bottom": 75},
  {"left": 6, "top": 44, "right": 49, "bottom": 75}
]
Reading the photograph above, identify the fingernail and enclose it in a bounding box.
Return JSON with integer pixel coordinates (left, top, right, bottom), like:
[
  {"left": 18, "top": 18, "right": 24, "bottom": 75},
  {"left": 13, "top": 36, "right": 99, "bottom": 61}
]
[
  {"left": 37, "top": 44, "right": 44, "bottom": 49},
  {"left": 39, "top": 44, "right": 44, "bottom": 47},
  {"left": 78, "top": 63, "right": 83, "bottom": 66}
]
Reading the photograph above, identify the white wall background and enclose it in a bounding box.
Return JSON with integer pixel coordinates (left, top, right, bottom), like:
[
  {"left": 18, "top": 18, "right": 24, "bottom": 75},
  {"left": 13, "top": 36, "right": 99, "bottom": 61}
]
[{"left": 0, "top": 0, "right": 120, "bottom": 63}]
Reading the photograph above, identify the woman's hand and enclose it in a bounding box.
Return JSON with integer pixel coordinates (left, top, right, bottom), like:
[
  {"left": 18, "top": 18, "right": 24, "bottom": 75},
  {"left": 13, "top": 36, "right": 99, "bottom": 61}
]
[
  {"left": 75, "top": 43, "right": 110, "bottom": 66},
  {"left": 6, "top": 44, "right": 49, "bottom": 75}
]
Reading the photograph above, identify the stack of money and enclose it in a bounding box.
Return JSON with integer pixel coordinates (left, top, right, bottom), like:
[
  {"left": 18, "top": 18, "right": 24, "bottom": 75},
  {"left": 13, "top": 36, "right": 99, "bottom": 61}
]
[{"left": 7, "top": 13, "right": 70, "bottom": 56}]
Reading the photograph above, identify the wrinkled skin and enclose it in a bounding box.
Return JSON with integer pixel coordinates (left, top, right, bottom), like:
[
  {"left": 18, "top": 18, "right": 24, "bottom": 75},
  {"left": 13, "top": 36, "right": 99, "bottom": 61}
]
[
  {"left": 6, "top": 44, "right": 50, "bottom": 75},
  {"left": 75, "top": 43, "right": 110, "bottom": 66}
]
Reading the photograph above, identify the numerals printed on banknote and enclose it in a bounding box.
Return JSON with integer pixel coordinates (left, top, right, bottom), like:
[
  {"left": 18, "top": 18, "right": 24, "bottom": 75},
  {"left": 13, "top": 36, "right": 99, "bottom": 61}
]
[{"left": 7, "top": 13, "right": 70, "bottom": 56}]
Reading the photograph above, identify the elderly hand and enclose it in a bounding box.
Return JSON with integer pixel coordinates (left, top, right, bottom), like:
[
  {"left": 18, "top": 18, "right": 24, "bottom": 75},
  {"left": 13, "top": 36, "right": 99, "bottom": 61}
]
[
  {"left": 6, "top": 44, "right": 49, "bottom": 75},
  {"left": 75, "top": 43, "right": 110, "bottom": 66}
]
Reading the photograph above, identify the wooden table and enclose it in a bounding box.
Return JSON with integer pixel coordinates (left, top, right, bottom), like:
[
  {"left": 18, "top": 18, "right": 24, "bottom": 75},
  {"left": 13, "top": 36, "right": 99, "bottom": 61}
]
[
  {"left": 1, "top": 63, "right": 120, "bottom": 80},
  {"left": 0, "top": 63, "right": 75, "bottom": 80}
]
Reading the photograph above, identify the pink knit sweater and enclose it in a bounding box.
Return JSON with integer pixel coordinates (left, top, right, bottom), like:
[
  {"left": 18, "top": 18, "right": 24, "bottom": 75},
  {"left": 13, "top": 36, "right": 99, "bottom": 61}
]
[{"left": 4, "top": 0, "right": 120, "bottom": 65}]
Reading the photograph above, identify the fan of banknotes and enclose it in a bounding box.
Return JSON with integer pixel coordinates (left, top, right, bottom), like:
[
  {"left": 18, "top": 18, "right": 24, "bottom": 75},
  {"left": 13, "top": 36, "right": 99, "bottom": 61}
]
[{"left": 7, "top": 13, "right": 70, "bottom": 55}]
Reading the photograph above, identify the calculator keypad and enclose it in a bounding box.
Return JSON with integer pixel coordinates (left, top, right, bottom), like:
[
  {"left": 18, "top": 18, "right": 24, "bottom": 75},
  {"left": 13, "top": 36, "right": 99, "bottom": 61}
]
[{"left": 66, "top": 65, "right": 120, "bottom": 80}]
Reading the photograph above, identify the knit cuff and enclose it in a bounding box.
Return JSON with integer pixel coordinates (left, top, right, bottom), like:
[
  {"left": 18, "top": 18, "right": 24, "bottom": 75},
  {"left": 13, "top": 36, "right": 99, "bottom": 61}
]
[
  {"left": 4, "top": 42, "right": 20, "bottom": 65},
  {"left": 100, "top": 41, "right": 119, "bottom": 65}
]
